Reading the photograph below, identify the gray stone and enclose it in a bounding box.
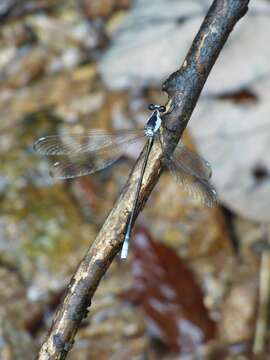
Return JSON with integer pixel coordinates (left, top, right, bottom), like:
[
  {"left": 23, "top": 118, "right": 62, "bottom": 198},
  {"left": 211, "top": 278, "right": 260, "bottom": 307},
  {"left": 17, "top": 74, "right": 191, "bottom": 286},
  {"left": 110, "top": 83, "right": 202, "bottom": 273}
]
[
  {"left": 99, "top": 0, "right": 270, "bottom": 94},
  {"left": 189, "top": 75, "right": 270, "bottom": 221},
  {"left": 99, "top": 0, "right": 205, "bottom": 89}
]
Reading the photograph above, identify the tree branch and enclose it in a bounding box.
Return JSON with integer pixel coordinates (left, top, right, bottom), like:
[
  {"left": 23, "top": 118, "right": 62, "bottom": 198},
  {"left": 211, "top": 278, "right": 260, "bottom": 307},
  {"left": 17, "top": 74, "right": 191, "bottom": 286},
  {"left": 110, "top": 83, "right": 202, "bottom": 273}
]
[{"left": 38, "top": 0, "right": 250, "bottom": 358}]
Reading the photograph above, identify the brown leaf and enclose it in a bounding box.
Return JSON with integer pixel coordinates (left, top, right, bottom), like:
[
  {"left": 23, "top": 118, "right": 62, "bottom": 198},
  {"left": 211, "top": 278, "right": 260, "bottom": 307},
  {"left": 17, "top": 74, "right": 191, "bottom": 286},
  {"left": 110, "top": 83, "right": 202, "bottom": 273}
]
[{"left": 131, "top": 227, "right": 216, "bottom": 355}]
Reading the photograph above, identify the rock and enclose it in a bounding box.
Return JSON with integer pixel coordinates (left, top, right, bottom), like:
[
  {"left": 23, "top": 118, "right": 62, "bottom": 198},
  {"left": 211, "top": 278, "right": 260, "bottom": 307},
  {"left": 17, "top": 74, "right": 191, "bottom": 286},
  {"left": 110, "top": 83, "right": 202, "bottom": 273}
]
[
  {"left": 99, "top": 0, "right": 204, "bottom": 89},
  {"left": 69, "top": 261, "right": 149, "bottom": 360},
  {"left": 220, "top": 281, "right": 257, "bottom": 344},
  {"left": 206, "top": 12, "right": 270, "bottom": 95},
  {"left": 99, "top": 0, "right": 270, "bottom": 94},
  {"left": 190, "top": 75, "right": 270, "bottom": 221},
  {"left": 30, "top": 15, "right": 100, "bottom": 51},
  {"left": 0, "top": 315, "right": 37, "bottom": 360},
  {"left": 2, "top": 22, "right": 36, "bottom": 47},
  {"left": 82, "top": 0, "right": 130, "bottom": 19},
  {"left": 0, "top": 46, "right": 47, "bottom": 88},
  {"left": 83, "top": 0, "right": 116, "bottom": 18}
]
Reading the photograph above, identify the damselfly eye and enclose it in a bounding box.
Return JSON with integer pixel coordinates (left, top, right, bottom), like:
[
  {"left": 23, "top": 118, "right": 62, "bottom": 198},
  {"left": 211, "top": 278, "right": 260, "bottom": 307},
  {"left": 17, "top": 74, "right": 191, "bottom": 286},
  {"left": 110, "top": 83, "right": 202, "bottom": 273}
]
[
  {"left": 148, "top": 104, "right": 155, "bottom": 111},
  {"left": 158, "top": 105, "right": 166, "bottom": 113}
]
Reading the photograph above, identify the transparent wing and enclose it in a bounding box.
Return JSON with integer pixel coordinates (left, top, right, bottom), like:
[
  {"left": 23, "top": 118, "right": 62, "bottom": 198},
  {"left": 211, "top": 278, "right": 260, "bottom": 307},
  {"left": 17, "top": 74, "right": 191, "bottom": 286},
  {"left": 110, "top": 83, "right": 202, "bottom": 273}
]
[
  {"left": 33, "top": 129, "right": 144, "bottom": 155},
  {"left": 49, "top": 136, "right": 142, "bottom": 179},
  {"left": 51, "top": 153, "right": 119, "bottom": 179},
  {"left": 172, "top": 141, "right": 212, "bottom": 180},
  {"left": 165, "top": 150, "right": 217, "bottom": 207}
]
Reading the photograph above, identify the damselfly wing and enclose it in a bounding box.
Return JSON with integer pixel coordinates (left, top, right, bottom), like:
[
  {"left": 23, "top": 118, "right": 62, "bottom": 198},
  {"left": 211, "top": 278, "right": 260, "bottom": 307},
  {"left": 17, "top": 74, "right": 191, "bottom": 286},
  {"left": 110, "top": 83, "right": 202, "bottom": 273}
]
[
  {"left": 34, "top": 130, "right": 216, "bottom": 205},
  {"left": 165, "top": 143, "right": 216, "bottom": 207},
  {"left": 34, "top": 129, "right": 145, "bottom": 179},
  {"left": 33, "top": 104, "right": 217, "bottom": 258}
]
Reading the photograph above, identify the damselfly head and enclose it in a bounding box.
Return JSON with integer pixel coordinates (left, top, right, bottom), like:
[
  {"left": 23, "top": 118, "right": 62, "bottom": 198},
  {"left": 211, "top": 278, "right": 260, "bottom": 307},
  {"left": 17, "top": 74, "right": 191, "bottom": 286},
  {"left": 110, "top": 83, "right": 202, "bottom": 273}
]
[{"left": 148, "top": 104, "right": 166, "bottom": 113}]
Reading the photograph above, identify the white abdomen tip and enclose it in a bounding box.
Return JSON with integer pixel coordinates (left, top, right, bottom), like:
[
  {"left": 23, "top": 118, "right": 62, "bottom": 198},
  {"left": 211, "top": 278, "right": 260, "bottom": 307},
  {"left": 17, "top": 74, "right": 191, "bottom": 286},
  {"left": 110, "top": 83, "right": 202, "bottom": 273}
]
[{"left": 120, "top": 236, "right": 129, "bottom": 259}]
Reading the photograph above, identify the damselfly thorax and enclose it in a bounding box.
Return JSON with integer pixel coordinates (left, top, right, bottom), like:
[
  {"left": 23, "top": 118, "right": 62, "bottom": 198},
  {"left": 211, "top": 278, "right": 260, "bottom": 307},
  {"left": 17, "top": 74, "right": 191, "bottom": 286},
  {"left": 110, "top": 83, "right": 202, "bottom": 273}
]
[
  {"left": 144, "top": 104, "right": 165, "bottom": 137},
  {"left": 33, "top": 104, "right": 217, "bottom": 258}
]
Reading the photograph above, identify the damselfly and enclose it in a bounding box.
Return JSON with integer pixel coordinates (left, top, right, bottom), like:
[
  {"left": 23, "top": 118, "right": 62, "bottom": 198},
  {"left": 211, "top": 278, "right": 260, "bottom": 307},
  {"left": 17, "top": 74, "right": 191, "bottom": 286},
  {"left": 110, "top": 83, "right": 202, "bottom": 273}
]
[{"left": 33, "top": 104, "right": 217, "bottom": 258}]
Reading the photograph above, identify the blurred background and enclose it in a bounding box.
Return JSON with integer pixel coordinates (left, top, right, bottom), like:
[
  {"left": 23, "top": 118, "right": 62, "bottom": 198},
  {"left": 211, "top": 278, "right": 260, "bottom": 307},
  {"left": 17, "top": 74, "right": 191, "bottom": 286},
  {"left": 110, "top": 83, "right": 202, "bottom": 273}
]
[{"left": 0, "top": 0, "right": 270, "bottom": 359}]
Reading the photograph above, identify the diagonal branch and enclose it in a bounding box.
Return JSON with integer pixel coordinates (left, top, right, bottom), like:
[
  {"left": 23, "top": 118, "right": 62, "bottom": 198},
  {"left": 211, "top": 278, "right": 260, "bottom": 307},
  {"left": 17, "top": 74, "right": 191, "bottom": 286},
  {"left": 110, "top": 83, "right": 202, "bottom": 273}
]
[{"left": 38, "top": 0, "right": 250, "bottom": 358}]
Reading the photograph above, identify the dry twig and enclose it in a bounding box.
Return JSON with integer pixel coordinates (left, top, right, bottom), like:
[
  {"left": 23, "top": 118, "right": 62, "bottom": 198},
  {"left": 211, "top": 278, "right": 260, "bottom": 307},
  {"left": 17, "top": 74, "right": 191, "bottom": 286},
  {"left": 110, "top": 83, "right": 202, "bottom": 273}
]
[{"left": 38, "top": 0, "right": 250, "bottom": 358}]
